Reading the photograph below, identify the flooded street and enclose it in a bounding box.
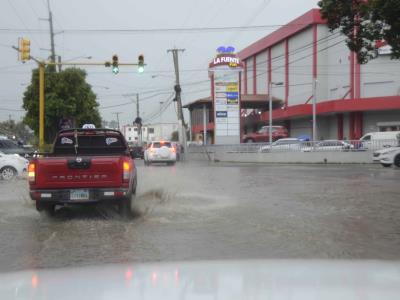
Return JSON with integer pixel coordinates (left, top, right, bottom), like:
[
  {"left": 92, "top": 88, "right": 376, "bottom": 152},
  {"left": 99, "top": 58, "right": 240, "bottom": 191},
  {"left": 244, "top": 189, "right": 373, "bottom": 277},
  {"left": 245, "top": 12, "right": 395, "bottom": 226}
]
[{"left": 0, "top": 161, "right": 399, "bottom": 273}]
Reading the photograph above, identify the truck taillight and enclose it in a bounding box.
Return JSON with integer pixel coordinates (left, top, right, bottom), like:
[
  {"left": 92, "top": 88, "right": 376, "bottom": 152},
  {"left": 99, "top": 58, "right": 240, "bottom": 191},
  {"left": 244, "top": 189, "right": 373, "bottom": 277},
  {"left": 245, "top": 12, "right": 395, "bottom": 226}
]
[
  {"left": 28, "top": 162, "right": 36, "bottom": 183},
  {"left": 123, "top": 160, "right": 131, "bottom": 182}
]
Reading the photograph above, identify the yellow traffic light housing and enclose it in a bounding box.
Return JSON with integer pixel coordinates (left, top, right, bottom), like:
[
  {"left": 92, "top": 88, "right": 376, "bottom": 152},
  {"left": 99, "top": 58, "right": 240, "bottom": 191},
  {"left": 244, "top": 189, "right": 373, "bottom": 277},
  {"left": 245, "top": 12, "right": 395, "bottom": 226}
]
[
  {"left": 112, "top": 54, "right": 119, "bottom": 74},
  {"left": 138, "top": 54, "right": 144, "bottom": 73},
  {"left": 19, "top": 38, "right": 31, "bottom": 61}
]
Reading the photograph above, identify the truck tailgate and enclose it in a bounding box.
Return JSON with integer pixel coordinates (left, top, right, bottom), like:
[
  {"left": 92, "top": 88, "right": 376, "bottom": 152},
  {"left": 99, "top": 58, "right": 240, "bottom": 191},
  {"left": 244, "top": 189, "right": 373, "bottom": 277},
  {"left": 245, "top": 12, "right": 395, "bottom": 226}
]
[{"left": 34, "top": 156, "right": 123, "bottom": 189}]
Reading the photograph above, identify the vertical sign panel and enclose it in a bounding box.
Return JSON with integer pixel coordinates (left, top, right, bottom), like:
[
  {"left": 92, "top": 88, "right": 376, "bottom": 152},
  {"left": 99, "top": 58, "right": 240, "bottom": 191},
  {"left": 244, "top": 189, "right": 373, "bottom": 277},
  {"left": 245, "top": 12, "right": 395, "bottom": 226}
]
[{"left": 213, "top": 70, "right": 241, "bottom": 144}]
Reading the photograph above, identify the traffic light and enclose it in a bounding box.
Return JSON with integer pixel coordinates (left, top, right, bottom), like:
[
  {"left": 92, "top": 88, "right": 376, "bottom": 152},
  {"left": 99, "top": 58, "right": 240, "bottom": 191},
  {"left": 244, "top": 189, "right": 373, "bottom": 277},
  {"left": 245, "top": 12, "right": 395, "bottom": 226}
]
[
  {"left": 112, "top": 54, "right": 119, "bottom": 74},
  {"left": 138, "top": 54, "right": 144, "bottom": 73},
  {"left": 19, "top": 38, "right": 31, "bottom": 61}
]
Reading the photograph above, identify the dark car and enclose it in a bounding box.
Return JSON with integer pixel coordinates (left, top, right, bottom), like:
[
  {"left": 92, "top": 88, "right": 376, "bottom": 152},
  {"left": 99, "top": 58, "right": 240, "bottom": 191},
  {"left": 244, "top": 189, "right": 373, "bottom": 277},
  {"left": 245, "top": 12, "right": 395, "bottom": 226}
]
[
  {"left": 0, "top": 139, "right": 32, "bottom": 157},
  {"left": 130, "top": 145, "right": 144, "bottom": 159},
  {"left": 242, "top": 126, "right": 289, "bottom": 143}
]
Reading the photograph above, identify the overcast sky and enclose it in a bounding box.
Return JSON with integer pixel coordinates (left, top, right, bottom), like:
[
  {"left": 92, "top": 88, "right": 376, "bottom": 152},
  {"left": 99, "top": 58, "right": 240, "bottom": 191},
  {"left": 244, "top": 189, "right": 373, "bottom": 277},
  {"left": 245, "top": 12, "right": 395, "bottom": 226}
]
[{"left": 0, "top": 0, "right": 319, "bottom": 126}]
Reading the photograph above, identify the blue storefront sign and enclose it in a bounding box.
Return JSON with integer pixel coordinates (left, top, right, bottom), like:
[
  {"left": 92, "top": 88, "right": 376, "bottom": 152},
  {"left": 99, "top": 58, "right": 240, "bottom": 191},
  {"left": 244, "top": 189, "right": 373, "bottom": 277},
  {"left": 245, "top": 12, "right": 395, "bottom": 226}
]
[
  {"left": 226, "top": 92, "right": 239, "bottom": 99},
  {"left": 216, "top": 111, "right": 228, "bottom": 118}
]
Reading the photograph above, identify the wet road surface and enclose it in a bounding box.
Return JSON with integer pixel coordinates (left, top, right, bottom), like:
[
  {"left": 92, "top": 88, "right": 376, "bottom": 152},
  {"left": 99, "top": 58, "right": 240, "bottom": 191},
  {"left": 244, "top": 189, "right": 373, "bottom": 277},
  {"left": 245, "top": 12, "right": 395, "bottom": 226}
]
[{"left": 0, "top": 161, "right": 399, "bottom": 272}]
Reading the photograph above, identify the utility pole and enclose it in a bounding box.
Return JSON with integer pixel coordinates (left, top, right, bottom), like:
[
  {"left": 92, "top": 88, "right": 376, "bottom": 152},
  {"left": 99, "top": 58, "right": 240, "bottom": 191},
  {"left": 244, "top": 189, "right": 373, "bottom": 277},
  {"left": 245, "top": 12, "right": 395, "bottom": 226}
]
[
  {"left": 112, "top": 112, "right": 122, "bottom": 130},
  {"left": 167, "top": 48, "right": 186, "bottom": 152},
  {"left": 136, "top": 93, "right": 142, "bottom": 145},
  {"left": 136, "top": 93, "right": 140, "bottom": 118},
  {"left": 312, "top": 79, "right": 318, "bottom": 141},
  {"left": 159, "top": 101, "right": 164, "bottom": 139},
  {"left": 39, "top": 0, "right": 56, "bottom": 66},
  {"left": 47, "top": 0, "right": 56, "bottom": 63}
]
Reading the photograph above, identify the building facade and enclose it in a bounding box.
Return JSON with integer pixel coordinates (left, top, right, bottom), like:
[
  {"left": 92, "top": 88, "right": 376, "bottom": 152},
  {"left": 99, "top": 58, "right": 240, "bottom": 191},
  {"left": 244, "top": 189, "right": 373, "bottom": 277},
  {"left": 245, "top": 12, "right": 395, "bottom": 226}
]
[
  {"left": 121, "top": 122, "right": 179, "bottom": 144},
  {"left": 186, "top": 9, "right": 400, "bottom": 143},
  {"left": 238, "top": 8, "right": 400, "bottom": 140}
]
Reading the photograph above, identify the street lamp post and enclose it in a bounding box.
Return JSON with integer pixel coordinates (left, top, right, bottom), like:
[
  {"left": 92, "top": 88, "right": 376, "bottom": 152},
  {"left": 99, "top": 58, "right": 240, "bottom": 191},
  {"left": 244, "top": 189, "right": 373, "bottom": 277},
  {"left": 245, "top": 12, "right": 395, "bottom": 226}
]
[
  {"left": 312, "top": 79, "right": 318, "bottom": 141},
  {"left": 269, "top": 82, "right": 284, "bottom": 145},
  {"left": 159, "top": 101, "right": 164, "bottom": 139}
]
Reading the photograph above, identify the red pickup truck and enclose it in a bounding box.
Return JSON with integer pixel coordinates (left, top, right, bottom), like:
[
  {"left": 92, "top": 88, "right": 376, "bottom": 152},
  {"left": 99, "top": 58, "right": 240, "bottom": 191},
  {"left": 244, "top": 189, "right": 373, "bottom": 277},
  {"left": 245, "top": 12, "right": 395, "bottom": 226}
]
[{"left": 28, "top": 128, "right": 137, "bottom": 216}]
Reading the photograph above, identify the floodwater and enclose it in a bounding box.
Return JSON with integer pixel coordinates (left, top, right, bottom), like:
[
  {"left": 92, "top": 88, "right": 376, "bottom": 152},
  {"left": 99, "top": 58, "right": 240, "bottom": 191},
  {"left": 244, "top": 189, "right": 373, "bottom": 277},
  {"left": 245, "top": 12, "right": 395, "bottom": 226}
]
[{"left": 0, "top": 161, "right": 399, "bottom": 273}]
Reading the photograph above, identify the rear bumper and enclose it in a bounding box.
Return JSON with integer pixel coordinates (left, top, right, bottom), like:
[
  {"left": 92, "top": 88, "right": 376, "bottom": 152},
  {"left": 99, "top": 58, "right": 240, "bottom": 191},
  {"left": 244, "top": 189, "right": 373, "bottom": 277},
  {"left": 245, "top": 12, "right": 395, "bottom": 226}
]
[
  {"left": 147, "top": 155, "right": 176, "bottom": 162},
  {"left": 30, "top": 187, "right": 131, "bottom": 205}
]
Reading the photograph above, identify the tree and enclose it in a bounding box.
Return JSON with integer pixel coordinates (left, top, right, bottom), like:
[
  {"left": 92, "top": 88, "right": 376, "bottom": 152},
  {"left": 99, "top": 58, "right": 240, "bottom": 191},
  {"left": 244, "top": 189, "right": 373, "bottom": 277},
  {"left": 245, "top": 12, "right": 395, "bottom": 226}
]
[
  {"left": 318, "top": 0, "right": 400, "bottom": 63},
  {"left": 0, "top": 120, "right": 34, "bottom": 143},
  {"left": 23, "top": 67, "right": 101, "bottom": 143},
  {"left": 171, "top": 130, "right": 179, "bottom": 141}
]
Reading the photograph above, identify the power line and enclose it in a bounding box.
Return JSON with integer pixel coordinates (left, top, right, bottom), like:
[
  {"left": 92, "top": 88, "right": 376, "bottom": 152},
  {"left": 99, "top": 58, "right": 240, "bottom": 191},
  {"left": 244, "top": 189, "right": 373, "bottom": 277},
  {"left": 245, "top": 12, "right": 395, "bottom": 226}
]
[
  {"left": 0, "top": 107, "right": 24, "bottom": 112},
  {"left": 0, "top": 23, "right": 314, "bottom": 35},
  {"left": 6, "top": 0, "right": 42, "bottom": 47}
]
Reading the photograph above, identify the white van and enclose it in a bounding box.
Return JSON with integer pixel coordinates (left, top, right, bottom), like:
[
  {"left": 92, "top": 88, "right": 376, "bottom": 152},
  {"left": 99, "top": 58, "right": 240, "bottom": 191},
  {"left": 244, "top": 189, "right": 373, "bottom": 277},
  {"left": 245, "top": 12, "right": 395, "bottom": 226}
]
[{"left": 360, "top": 131, "right": 400, "bottom": 150}]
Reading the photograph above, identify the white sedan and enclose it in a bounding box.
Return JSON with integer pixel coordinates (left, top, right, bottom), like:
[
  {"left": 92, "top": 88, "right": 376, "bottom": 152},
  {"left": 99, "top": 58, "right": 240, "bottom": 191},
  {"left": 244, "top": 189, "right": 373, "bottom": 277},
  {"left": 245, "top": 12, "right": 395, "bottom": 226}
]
[
  {"left": 259, "top": 138, "right": 303, "bottom": 152},
  {"left": 0, "top": 151, "right": 29, "bottom": 180},
  {"left": 302, "top": 140, "right": 354, "bottom": 152},
  {"left": 144, "top": 141, "right": 177, "bottom": 165},
  {"left": 379, "top": 147, "right": 400, "bottom": 168},
  {"left": 373, "top": 147, "right": 400, "bottom": 165}
]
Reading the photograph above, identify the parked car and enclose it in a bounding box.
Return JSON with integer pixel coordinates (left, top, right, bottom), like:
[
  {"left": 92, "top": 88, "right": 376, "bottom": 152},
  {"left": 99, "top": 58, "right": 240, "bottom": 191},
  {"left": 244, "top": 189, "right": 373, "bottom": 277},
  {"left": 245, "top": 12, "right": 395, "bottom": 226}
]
[
  {"left": 0, "top": 139, "right": 32, "bottom": 157},
  {"left": 379, "top": 147, "right": 400, "bottom": 168},
  {"left": 144, "top": 141, "right": 176, "bottom": 165},
  {"left": 302, "top": 140, "right": 354, "bottom": 152},
  {"left": 28, "top": 127, "right": 137, "bottom": 216},
  {"left": 359, "top": 131, "right": 400, "bottom": 149},
  {"left": 259, "top": 138, "right": 302, "bottom": 152},
  {"left": 0, "top": 151, "right": 29, "bottom": 180},
  {"left": 373, "top": 147, "right": 400, "bottom": 166},
  {"left": 242, "top": 126, "right": 288, "bottom": 143}
]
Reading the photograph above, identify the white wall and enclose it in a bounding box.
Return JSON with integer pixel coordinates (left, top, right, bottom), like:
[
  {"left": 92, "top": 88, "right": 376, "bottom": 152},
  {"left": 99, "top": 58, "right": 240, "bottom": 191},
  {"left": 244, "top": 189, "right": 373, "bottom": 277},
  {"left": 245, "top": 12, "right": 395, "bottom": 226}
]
[
  {"left": 361, "top": 55, "right": 400, "bottom": 98},
  {"left": 271, "top": 41, "right": 285, "bottom": 101},
  {"left": 246, "top": 57, "right": 254, "bottom": 94},
  {"left": 255, "top": 51, "right": 268, "bottom": 94},
  {"left": 363, "top": 110, "right": 400, "bottom": 134},
  {"left": 320, "top": 28, "right": 350, "bottom": 101},
  {"left": 288, "top": 27, "right": 313, "bottom": 106},
  {"left": 290, "top": 118, "right": 312, "bottom": 138}
]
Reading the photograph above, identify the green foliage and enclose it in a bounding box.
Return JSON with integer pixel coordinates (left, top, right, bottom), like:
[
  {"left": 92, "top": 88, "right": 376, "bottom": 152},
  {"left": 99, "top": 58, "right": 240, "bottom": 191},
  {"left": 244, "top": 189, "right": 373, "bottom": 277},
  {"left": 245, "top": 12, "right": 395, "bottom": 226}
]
[
  {"left": 22, "top": 67, "right": 101, "bottom": 143},
  {"left": 0, "top": 120, "right": 34, "bottom": 143},
  {"left": 171, "top": 130, "right": 179, "bottom": 141},
  {"left": 318, "top": 0, "right": 400, "bottom": 63}
]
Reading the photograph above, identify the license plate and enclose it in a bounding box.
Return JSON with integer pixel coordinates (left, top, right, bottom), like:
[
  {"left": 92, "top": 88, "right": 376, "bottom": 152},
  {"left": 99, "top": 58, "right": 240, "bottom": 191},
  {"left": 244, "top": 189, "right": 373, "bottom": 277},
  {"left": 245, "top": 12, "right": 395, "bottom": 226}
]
[{"left": 70, "top": 189, "right": 89, "bottom": 201}]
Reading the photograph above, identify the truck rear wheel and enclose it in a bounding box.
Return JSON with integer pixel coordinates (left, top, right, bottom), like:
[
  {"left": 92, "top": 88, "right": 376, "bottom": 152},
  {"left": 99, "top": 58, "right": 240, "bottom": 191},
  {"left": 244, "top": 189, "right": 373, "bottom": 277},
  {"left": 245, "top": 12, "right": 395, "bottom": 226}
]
[
  {"left": 118, "top": 193, "right": 134, "bottom": 218},
  {"left": 36, "top": 202, "right": 55, "bottom": 217},
  {"left": 394, "top": 155, "right": 400, "bottom": 168}
]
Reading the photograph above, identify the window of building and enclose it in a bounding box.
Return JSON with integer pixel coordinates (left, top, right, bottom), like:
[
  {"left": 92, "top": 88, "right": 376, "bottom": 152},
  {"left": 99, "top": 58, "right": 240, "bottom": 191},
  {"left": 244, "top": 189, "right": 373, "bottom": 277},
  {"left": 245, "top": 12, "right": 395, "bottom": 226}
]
[
  {"left": 128, "top": 128, "right": 131, "bottom": 131},
  {"left": 128, "top": 137, "right": 131, "bottom": 140},
  {"left": 148, "top": 128, "right": 154, "bottom": 134}
]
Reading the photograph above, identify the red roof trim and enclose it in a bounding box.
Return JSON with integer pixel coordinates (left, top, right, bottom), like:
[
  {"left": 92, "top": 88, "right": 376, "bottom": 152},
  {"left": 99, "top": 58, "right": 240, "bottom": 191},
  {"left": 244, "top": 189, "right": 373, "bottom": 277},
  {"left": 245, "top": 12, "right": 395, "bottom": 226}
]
[
  {"left": 238, "top": 9, "right": 325, "bottom": 60},
  {"left": 263, "top": 96, "right": 400, "bottom": 121}
]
